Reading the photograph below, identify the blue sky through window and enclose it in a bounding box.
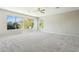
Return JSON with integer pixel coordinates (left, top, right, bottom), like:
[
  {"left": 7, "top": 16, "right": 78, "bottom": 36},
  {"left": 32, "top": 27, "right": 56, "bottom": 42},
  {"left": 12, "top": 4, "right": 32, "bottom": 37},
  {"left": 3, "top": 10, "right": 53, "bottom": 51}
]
[
  {"left": 16, "top": 17, "right": 23, "bottom": 23},
  {"left": 7, "top": 16, "right": 23, "bottom": 23},
  {"left": 7, "top": 16, "right": 15, "bottom": 23}
]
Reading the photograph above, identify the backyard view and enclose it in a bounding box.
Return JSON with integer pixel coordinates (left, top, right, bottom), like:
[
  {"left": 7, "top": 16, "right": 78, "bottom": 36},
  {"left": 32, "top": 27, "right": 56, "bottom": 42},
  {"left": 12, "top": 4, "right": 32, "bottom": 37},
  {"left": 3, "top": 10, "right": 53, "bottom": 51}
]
[
  {"left": 7, "top": 16, "right": 44, "bottom": 31},
  {"left": 7, "top": 16, "right": 23, "bottom": 29}
]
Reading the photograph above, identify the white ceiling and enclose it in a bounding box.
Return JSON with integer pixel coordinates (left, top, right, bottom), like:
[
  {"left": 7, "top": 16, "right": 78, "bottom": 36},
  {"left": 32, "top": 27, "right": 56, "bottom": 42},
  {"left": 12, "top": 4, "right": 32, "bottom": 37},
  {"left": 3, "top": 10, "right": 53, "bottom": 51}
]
[{"left": 1, "top": 7, "right": 79, "bottom": 17}]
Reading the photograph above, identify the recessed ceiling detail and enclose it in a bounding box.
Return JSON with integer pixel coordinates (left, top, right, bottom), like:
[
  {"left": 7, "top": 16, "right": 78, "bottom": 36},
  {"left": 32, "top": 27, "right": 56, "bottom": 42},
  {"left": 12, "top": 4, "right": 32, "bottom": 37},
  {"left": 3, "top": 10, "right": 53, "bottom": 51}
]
[{"left": 0, "top": 7, "right": 79, "bottom": 17}]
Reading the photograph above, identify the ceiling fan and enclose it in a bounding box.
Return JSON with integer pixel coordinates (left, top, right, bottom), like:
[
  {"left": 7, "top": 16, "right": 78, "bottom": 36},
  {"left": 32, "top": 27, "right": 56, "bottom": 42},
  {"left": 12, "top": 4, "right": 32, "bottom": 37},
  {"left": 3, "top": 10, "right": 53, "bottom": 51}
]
[
  {"left": 37, "top": 8, "right": 46, "bottom": 14},
  {"left": 37, "top": 7, "right": 60, "bottom": 14}
]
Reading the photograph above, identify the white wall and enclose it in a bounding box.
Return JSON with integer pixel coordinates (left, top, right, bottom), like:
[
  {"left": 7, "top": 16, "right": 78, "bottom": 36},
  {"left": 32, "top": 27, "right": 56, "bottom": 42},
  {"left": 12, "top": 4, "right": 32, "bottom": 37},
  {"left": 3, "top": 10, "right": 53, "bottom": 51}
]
[
  {"left": 40, "top": 10, "right": 79, "bottom": 36},
  {"left": 0, "top": 9, "right": 36, "bottom": 32}
]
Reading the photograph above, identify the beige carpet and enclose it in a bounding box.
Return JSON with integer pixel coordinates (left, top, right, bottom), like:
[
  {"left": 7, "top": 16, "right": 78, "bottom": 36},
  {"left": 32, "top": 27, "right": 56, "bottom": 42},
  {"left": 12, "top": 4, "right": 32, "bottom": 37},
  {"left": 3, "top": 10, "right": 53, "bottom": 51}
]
[{"left": 0, "top": 32, "right": 79, "bottom": 52}]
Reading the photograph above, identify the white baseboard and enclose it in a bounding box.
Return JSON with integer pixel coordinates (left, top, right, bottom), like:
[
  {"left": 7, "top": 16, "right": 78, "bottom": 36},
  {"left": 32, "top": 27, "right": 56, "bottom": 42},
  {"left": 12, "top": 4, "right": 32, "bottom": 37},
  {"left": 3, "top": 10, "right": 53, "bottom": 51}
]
[{"left": 44, "top": 31, "right": 79, "bottom": 37}]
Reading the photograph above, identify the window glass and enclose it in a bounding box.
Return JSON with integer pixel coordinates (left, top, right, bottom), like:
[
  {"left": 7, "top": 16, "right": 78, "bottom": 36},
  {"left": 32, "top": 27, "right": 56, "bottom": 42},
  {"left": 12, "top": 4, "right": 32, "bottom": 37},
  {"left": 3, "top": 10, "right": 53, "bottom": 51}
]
[{"left": 7, "top": 16, "right": 23, "bottom": 30}]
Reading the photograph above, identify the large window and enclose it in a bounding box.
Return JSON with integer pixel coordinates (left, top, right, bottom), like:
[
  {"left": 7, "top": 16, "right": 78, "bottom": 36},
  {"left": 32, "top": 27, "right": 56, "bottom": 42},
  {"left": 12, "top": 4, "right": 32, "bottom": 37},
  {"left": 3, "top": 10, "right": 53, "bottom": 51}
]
[
  {"left": 7, "top": 16, "right": 23, "bottom": 30},
  {"left": 7, "top": 16, "right": 44, "bottom": 31}
]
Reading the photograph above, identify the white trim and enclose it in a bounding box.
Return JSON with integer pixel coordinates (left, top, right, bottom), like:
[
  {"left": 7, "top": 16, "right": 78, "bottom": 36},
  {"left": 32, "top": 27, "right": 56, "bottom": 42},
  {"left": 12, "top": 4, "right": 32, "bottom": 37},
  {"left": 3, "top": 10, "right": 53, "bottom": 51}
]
[{"left": 43, "top": 31, "right": 79, "bottom": 37}]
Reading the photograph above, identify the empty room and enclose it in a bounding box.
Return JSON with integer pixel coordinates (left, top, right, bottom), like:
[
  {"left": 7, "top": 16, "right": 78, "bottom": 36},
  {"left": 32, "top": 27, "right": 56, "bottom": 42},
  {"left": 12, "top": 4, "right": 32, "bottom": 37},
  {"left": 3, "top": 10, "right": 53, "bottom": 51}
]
[{"left": 0, "top": 7, "right": 79, "bottom": 52}]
